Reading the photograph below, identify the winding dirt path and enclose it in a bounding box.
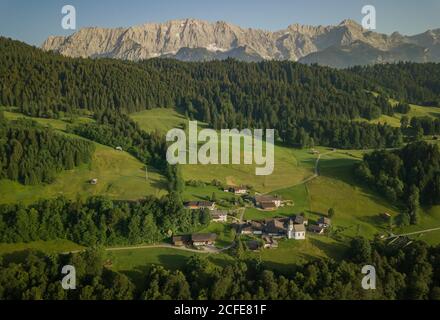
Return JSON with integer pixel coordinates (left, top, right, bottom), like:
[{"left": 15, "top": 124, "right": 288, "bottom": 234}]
[{"left": 292, "top": 149, "right": 337, "bottom": 187}]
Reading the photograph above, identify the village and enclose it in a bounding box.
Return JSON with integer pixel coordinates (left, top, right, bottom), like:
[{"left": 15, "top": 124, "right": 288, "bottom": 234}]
[{"left": 172, "top": 186, "right": 332, "bottom": 251}]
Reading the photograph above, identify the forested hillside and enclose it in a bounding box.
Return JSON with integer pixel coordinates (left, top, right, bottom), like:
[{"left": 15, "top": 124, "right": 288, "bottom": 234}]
[
  {"left": 355, "top": 142, "right": 440, "bottom": 224},
  {"left": 349, "top": 63, "right": 440, "bottom": 106},
  {"left": 4, "top": 37, "right": 435, "bottom": 149},
  {"left": 0, "top": 114, "right": 95, "bottom": 185},
  {"left": 1, "top": 239, "right": 439, "bottom": 300}
]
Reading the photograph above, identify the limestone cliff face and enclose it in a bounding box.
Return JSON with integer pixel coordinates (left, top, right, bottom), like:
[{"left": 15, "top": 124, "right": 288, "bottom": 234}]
[{"left": 41, "top": 18, "right": 440, "bottom": 66}]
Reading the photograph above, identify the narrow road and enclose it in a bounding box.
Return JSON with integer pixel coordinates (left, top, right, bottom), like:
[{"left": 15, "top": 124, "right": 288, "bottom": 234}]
[
  {"left": 387, "top": 226, "right": 440, "bottom": 240},
  {"left": 63, "top": 243, "right": 224, "bottom": 255}
]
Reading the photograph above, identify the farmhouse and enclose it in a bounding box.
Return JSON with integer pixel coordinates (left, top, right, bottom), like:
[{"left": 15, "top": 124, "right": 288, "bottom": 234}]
[
  {"left": 184, "top": 201, "right": 216, "bottom": 210},
  {"left": 254, "top": 195, "right": 282, "bottom": 209},
  {"left": 264, "top": 219, "right": 286, "bottom": 237},
  {"left": 226, "top": 186, "right": 248, "bottom": 194},
  {"left": 262, "top": 236, "right": 278, "bottom": 249},
  {"left": 293, "top": 215, "right": 308, "bottom": 225},
  {"left": 211, "top": 210, "right": 228, "bottom": 222},
  {"left": 318, "top": 217, "right": 332, "bottom": 228},
  {"left": 308, "top": 224, "right": 325, "bottom": 234},
  {"left": 240, "top": 221, "right": 264, "bottom": 235},
  {"left": 260, "top": 202, "right": 277, "bottom": 211},
  {"left": 172, "top": 235, "right": 190, "bottom": 246},
  {"left": 191, "top": 233, "right": 217, "bottom": 246}
]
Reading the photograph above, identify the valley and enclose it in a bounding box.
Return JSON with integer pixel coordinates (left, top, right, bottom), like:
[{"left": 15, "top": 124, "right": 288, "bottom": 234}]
[{"left": 1, "top": 35, "right": 440, "bottom": 300}]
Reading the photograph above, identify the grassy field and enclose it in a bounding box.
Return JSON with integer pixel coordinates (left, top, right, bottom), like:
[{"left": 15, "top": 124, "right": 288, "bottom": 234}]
[
  {"left": 130, "top": 108, "right": 314, "bottom": 193},
  {"left": 0, "top": 239, "right": 83, "bottom": 256},
  {"left": 0, "top": 143, "right": 167, "bottom": 204},
  {"left": 246, "top": 235, "right": 346, "bottom": 274},
  {"left": 0, "top": 110, "right": 167, "bottom": 204},
  {"left": 181, "top": 143, "right": 311, "bottom": 194},
  {"left": 182, "top": 185, "right": 233, "bottom": 202},
  {"left": 105, "top": 247, "right": 234, "bottom": 287},
  {"left": 130, "top": 108, "right": 189, "bottom": 134},
  {"left": 395, "top": 206, "right": 440, "bottom": 245},
  {"left": 359, "top": 102, "right": 440, "bottom": 128},
  {"left": 244, "top": 150, "right": 397, "bottom": 240}
]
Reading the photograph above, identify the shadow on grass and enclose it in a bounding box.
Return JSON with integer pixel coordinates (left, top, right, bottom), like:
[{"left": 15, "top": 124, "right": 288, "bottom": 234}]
[
  {"left": 428, "top": 112, "right": 440, "bottom": 119},
  {"left": 308, "top": 237, "right": 348, "bottom": 261},
  {"left": 117, "top": 252, "right": 234, "bottom": 291}
]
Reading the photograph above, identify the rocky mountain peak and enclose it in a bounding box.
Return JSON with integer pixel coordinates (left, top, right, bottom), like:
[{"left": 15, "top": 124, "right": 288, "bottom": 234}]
[{"left": 41, "top": 18, "right": 440, "bottom": 67}]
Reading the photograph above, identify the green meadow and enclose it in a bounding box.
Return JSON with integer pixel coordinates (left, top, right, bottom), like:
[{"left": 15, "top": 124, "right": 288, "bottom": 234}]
[
  {"left": 246, "top": 235, "right": 347, "bottom": 274},
  {"left": 0, "top": 239, "right": 83, "bottom": 256},
  {"left": 130, "top": 108, "right": 189, "bottom": 134},
  {"left": 105, "top": 247, "right": 234, "bottom": 286},
  {"left": 130, "top": 108, "right": 313, "bottom": 193},
  {"left": 358, "top": 102, "right": 440, "bottom": 128},
  {"left": 0, "top": 110, "right": 167, "bottom": 204}
]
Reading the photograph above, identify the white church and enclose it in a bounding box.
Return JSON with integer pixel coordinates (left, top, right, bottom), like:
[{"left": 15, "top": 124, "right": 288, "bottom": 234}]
[{"left": 287, "top": 220, "right": 306, "bottom": 240}]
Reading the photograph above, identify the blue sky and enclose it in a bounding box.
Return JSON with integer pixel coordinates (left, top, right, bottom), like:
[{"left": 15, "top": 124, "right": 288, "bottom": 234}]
[{"left": 1, "top": 0, "right": 440, "bottom": 46}]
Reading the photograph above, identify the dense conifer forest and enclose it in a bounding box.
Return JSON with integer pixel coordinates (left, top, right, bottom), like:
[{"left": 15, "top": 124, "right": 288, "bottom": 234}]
[
  {"left": 0, "top": 114, "right": 94, "bottom": 185},
  {"left": 349, "top": 63, "right": 440, "bottom": 106}
]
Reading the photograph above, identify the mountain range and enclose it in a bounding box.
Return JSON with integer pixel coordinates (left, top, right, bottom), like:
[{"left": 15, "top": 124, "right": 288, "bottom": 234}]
[{"left": 41, "top": 18, "right": 440, "bottom": 68}]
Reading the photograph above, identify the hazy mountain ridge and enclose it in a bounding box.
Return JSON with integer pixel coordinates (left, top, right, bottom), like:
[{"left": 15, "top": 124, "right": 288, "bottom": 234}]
[{"left": 41, "top": 18, "right": 440, "bottom": 67}]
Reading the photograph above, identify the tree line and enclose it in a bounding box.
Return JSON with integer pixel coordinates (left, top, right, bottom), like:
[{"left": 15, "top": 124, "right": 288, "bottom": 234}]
[
  {"left": 70, "top": 109, "right": 168, "bottom": 170},
  {"left": 0, "top": 195, "right": 209, "bottom": 246},
  {"left": 281, "top": 118, "right": 403, "bottom": 149},
  {"left": 1, "top": 238, "right": 439, "bottom": 300},
  {"left": 408, "top": 116, "right": 440, "bottom": 136},
  {"left": 349, "top": 62, "right": 440, "bottom": 107},
  {"left": 355, "top": 141, "right": 440, "bottom": 224},
  {"left": 0, "top": 114, "right": 94, "bottom": 185}
]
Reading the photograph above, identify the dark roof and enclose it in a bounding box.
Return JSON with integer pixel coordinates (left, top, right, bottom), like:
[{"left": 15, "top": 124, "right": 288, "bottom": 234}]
[
  {"left": 250, "top": 221, "right": 264, "bottom": 230},
  {"left": 294, "top": 215, "right": 307, "bottom": 224},
  {"left": 265, "top": 219, "right": 286, "bottom": 234},
  {"left": 241, "top": 221, "right": 264, "bottom": 232},
  {"left": 318, "top": 217, "right": 331, "bottom": 225},
  {"left": 255, "top": 195, "right": 282, "bottom": 203},
  {"left": 261, "top": 201, "right": 277, "bottom": 210},
  {"left": 229, "top": 186, "right": 247, "bottom": 191},
  {"left": 198, "top": 201, "right": 214, "bottom": 207},
  {"left": 246, "top": 240, "right": 260, "bottom": 251},
  {"left": 191, "top": 233, "right": 217, "bottom": 242},
  {"left": 309, "top": 225, "right": 324, "bottom": 232},
  {"left": 185, "top": 201, "right": 215, "bottom": 208},
  {"left": 172, "top": 235, "right": 190, "bottom": 242}
]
